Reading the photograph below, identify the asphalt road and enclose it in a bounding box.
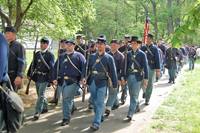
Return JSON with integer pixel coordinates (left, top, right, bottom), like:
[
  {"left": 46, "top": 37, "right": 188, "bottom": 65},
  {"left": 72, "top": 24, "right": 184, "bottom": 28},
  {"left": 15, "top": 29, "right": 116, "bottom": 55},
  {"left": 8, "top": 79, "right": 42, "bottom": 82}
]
[{"left": 18, "top": 67, "right": 184, "bottom": 133}]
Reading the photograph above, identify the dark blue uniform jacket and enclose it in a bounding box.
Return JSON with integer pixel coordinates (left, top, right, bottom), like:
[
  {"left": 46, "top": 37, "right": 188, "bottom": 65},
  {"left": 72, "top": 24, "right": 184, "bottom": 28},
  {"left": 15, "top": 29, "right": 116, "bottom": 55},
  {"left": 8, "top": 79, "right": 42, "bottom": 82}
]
[
  {"left": 164, "top": 47, "right": 180, "bottom": 69},
  {"left": 53, "top": 51, "right": 86, "bottom": 86},
  {"left": 81, "top": 52, "right": 118, "bottom": 88},
  {"left": 0, "top": 33, "right": 9, "bottom": 83},
  {"left": 141, "top": 44, "right": 161, "bottom": 70},
  {"left": 27, "top": 50, "right": 55, "bottom": 83},
  {"left": 121, "top": 49, "right": 149, "bottom": 81}
]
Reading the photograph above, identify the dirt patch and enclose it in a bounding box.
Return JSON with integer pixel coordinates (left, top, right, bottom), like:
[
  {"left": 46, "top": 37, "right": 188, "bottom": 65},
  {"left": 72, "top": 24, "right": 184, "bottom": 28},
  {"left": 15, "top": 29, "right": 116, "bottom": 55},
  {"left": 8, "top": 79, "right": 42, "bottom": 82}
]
[{"left": 18, "top": 78, "right": 55, "bottom": 115}]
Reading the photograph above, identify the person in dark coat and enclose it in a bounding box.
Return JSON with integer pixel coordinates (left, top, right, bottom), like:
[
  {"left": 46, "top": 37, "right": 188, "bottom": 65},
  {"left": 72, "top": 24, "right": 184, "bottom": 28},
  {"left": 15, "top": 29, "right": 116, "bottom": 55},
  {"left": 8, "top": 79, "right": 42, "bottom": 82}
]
[
  {"left": 49, "top": 39, "right": 68, "bottom": 105},
  {"left": 188, "top": 45, "right": 196, "bottom": 70},
  {"left": 118, "top": 35, "right": 131, "bottom": 104},
  {"left": 52, "top": 39, "right": 86, "bottom": 126},
  {"left": 105, "top": 39, "right": 124, "bottom": 115},
  {"left": 121, "top": 36, "right": 148, "bottom": 120},
  {"left": 5, "top": 26, "right": 26, "bottom": 92},
  {"left": 75, "top": 35, "right": 88, "bottom": 55},
  {"left": 81, "top": 37, "right": 118, "bottom": 130},
  {"left": 164, "top": 44, "right": 180, "bottom": 83},
  {"left": 158, "top": 38, "right": 166, "bottom": 74},
  {"left": 27, "top": 37, "right": 55, "bottom": 120},
  {"left": 86, "top": 40, "right": 97, "bottom": 110},
  {"left": 99, "top": 34, "right": 111, "bottom": 53},
  {"left": 0, "top": 33, "right": 9, "bottom": 132},
  {"left": 140, "top": 33, "right": 161, "bottom": 105}
]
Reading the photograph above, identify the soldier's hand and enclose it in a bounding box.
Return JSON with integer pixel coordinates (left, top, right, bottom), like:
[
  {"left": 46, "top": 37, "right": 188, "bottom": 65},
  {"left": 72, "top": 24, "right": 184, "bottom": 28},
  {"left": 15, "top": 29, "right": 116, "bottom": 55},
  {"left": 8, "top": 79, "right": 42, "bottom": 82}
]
[
  {"left": 122, "top": 80, "right": 126, "bottom": 86},
  {"left": 82, "top": 78, "right": 86, "bottom": 87},
  {"left": 53, "top": 80, "right": 58, "bottom": 86},
  {"left": 164, "top": 63, "right": 166, "bottom": 66},
  {"left": 14, "top": 76, "right": 22, "bottom": 86},
  {"left": 175, "top": 57, "right": 178, "bottom": 61},
  {"left": 156, "top": 71, "right": 160, "bottom": 77},
  {"left": 113, "top": 87, "right": 118, "bottom": 90},
  {"left": 118, "top": 80, "right": 122, "bottom": 85},
  {"left": 143, "top": 82, "right": 148, "bottom": 87},
  {"left": 27, "top": 77, "right": 31, "bottom": 81}
]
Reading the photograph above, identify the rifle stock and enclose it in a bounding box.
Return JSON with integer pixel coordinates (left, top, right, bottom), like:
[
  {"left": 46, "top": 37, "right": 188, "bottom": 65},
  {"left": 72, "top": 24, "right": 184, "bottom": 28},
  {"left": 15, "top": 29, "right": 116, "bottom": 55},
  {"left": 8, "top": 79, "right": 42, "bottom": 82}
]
[{"left": 25, "top": 32, "right": 38, "bottom": 95}]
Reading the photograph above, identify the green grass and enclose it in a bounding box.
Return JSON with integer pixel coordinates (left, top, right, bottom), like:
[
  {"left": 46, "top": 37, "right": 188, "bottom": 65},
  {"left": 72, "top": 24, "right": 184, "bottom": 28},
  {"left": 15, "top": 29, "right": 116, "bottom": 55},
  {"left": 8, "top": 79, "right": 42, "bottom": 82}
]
[
  {"left": 142, "top": 62, "right": 200, "bottom": 133},
  {"left": 26, "top": 50, "right": 58, "bottom": 73}
]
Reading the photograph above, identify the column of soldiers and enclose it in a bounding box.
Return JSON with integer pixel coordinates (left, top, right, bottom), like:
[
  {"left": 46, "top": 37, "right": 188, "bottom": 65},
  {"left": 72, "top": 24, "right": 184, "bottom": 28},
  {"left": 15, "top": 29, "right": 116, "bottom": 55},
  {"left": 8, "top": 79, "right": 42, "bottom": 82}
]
[{"left": 1, "top": 26, "right": 197, "bottom": 131}]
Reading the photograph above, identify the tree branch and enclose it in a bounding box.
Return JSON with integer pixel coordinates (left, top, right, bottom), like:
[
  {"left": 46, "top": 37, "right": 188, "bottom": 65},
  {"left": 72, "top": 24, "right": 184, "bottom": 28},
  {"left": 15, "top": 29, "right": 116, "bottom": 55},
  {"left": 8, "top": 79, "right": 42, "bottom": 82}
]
[
  {"left": 8, "top": 0, "right": 13, "bottom": 19},
  {"left": 22, "top": 0, "right": 33, "bottom": 17},
  {"left": 0, "top": 6, "right": 11, "bottom": 25}
]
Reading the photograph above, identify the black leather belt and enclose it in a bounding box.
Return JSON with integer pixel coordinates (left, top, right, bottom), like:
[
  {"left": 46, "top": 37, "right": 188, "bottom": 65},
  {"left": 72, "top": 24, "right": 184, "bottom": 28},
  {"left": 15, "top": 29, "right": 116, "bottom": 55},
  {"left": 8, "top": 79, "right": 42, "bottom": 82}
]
[
  {"left": 36, "top": 71, "right": 48, "bottom": 75},
  {"left": 130, "top": 72, "right": 135, "bottom": 75}
]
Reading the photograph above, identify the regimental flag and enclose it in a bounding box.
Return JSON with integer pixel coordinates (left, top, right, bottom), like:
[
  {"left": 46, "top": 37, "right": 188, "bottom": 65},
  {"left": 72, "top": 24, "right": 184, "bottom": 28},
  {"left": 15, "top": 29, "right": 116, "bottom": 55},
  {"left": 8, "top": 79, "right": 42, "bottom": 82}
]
[{"left": 143, "top": 9, "right": 149, "bottom": 45}]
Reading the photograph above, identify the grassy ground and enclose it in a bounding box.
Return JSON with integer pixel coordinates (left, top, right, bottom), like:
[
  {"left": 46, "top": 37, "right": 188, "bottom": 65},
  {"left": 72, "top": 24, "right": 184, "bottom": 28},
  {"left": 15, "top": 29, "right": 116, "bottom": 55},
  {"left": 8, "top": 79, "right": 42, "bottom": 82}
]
[
  {"left": 26, "top": 50, "right": 58, "bottom": 73},
  {"left": 142, "top": 60, "right": 200, "bottom": 133}
]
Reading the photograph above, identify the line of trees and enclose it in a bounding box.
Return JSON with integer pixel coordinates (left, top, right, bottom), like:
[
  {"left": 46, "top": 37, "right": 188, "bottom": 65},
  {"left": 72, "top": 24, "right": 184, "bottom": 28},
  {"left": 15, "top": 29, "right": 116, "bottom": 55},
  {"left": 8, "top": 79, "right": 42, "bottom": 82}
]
[{"left": 0, "top": 0, "right": 199, "bottom": 46}]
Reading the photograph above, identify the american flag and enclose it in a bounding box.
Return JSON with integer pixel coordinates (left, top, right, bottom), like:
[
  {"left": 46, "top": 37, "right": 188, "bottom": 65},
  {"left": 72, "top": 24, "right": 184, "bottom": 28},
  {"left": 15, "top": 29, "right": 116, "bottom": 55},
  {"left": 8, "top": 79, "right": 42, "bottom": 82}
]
[{"left": 143, "top": 9, "right": 149, "bottom": 45}]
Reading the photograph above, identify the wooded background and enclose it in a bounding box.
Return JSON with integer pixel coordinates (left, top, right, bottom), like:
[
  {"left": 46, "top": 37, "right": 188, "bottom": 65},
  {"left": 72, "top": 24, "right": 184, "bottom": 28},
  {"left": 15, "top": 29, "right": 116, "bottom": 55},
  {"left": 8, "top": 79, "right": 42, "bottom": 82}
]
[{"left": 0, "top": 0, "right": 199, "bottom": 46}]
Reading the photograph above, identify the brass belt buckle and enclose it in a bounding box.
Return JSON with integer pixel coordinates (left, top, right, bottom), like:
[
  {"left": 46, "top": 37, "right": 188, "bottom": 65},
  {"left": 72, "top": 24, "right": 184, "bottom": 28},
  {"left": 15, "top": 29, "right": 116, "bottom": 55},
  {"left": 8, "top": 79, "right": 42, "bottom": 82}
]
[
  {"left": 64, "top": 76, "right": 69, "bottom": 80},
  {"left": 37, "top": 71, "right": 41, "bottom": 74},
  {"left": 171, "top": 58, "right": 173, "bottom": 60},
  {"left": 133, "top": 69, "right": 138, "bottom": 72},
  {"left": 93, "top": 71, "right": 98, "bottom": 74}
]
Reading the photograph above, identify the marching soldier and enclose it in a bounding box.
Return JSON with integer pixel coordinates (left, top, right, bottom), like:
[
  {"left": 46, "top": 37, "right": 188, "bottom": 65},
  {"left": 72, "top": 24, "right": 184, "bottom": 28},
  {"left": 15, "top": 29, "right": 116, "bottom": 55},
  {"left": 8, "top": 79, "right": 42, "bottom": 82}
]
[
  {"left": 164, "top": 44, "right": 180, "bottom": 83},
  {"left": 99, "top": 34, "right": 111, "bottom": 52},
  {"left": 121, "top": 36, "right": 148, "bottom": 120},
  {"left": 75, "top": 35, "right": 88, "bottom": 55},
  {"left": 49, "top": 39, "right": 68, "bottom": 105},
  {"left": 154, "top": 42, "right": 163, "bottom": 82},
  {"left": 119, "top": 40, "right": 124, "bottom": 47},
  {"left": 158, "top": 38, "right": 166, "bottom": 74},
  {"left": 0, "top": 33, "right": 9, "bottom": 132},
  {"left": 141, "top": 33, "right": 160, "bottom": 105},
  {"left": 5, "top": 26, "right": 26, "bottom": 92},
  {"left": 81, "top": 37, "right": 118, "bottom": 130},
  {"left": 188, "top": 45, "right": 196, "bottom": 70},
  {"left": 27, "top": 37, "right": 55, "bottom": 120},
  {"left": 52, "top": 39, "right": 86, "bottom": 126},
  {"left": 105, "top": 39, "right": 124, "bottom": 115},
  {"left": 118, "top": 35, "right": 131, "bottom": 103},
  {"left": 86, "top": 40, "right": 97, "bottom": 110}
]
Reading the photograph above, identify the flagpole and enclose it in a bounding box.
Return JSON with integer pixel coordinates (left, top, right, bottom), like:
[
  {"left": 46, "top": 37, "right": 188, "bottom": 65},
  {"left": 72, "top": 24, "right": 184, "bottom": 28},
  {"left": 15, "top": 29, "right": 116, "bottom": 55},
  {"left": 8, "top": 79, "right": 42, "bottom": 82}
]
[{"left": 143, "top": 2, "right": 149, "bottom": 46}]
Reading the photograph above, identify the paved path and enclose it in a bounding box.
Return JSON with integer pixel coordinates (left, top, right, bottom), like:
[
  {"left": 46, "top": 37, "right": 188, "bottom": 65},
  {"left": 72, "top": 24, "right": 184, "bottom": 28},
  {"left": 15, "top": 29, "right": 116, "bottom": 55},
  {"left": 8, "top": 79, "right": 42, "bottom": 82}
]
[{"left": 19, "top": 66, "right": 186, "bottom": 133}]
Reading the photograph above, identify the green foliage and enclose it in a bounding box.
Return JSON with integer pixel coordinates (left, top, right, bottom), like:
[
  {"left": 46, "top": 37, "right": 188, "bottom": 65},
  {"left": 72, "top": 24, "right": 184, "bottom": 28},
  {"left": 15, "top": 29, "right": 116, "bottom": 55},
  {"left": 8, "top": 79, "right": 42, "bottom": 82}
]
[
  {"left": 143, "top": 65, "right": 200, "bottom": 133},
  {"left": 0, "top": 0, "right": 95, "bottom": 39}
]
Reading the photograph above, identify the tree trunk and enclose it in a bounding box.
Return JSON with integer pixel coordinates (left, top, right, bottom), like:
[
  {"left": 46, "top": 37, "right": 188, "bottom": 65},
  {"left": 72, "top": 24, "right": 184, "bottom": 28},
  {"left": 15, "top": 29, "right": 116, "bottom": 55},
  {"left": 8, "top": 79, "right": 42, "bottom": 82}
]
[
  {"left": 168, "top": 0, "right": 174, "bottom": 34},
  {"left": 176, "top": 0, "right": 181, "bottom": 27},
  {"left": 150, "top": 0, "right": 158, "bottom": 40}
]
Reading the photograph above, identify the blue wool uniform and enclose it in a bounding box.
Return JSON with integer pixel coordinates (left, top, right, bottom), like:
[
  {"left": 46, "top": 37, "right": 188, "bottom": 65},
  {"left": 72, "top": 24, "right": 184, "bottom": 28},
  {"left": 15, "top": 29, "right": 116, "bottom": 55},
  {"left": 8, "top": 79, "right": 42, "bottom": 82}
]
[
  {"left": 106, "top": 50, "right": 124, "bottom": 110},
  {"left": 121, "top": 49, "right": 149, "bottom": 116},
  {"left": 165, "top": 47, "right": 180, "bottom": 82},
  {"left": 0, "top": 33, "right": 9, "bottom": 130},
  {"left": 7, "top": 40, "right": 26, "bottom": 92},
  {"left": 81, "top": 51, "right": 118, "bottom": 128},
  {"left": 0, "top": 33, "right": 9, "bottom": 84},
  {"left": 27, "top": 50, "right": 55, "bottom": 114},
  {"left": 188, "top": 48, "right": 196, "bottom": 70},
  {"left": 28, "top": 50, "right": 55, "bottom": 83},
  {"left": 75, "top": 43, "right": 88, "bottom": 55},
  {"left": 53, "top": 51, "right": 86, "bottom": 120},
  {"left": 141, "top": 44, "right": 160, "bottom": 103},
  {"left": 82, "top": 52, "right": 118, "bottom": 88}
]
